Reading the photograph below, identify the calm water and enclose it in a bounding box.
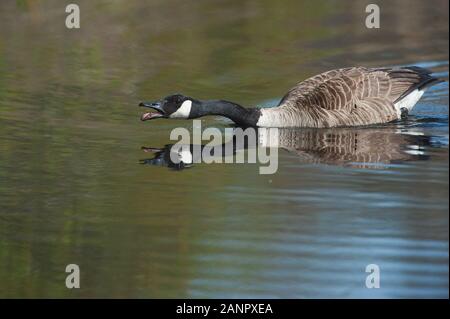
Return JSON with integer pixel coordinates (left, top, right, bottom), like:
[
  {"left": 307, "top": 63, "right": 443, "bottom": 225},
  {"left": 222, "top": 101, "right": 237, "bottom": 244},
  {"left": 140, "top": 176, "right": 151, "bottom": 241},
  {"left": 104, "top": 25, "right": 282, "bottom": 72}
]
[{"left": 0, "top": 0, "right": 448, "bottom": 298}]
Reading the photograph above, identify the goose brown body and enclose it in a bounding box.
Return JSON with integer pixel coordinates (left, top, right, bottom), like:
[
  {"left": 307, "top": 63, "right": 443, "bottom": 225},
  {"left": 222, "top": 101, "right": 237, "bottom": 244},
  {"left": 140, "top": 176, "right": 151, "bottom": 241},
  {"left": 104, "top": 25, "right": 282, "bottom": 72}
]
[{"left": 257, "top": 66, "right": 440, "bottom": 128}]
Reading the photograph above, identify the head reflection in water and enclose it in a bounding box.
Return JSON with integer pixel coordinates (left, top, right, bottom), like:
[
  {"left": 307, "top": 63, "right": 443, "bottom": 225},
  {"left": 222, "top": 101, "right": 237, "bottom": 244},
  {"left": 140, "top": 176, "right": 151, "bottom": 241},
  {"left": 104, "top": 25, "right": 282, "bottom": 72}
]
[
  {"left": 140, "top": 125, "right": 432, "bottom": 171},
  {"left": 140, "top": 146, "right": 193, "bottom": 170},
  {"left": 141, "top": 125, "right": 280, "bottom": 174}
]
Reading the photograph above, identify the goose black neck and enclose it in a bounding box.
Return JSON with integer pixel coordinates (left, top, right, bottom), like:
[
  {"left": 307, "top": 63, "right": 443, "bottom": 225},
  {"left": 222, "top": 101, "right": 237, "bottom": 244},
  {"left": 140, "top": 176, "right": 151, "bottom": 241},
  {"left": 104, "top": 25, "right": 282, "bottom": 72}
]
[{"left": 193, "top": 100, "right": 260, "bottom": 127}]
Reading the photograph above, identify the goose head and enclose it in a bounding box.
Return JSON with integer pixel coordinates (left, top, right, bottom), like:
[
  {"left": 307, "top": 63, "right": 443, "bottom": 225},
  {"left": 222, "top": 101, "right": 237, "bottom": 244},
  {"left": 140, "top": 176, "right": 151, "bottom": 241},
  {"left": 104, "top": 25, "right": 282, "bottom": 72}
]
[{"left": 140, "top": 94, "right": 197, "bottom": 121}]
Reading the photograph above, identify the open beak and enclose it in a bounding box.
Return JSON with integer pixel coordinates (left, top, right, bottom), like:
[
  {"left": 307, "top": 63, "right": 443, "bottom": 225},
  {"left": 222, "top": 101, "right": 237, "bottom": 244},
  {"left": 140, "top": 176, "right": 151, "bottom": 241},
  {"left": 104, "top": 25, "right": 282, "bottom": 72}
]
[{"left": 139, "top": 101, "right": 167, "bottom": 121}]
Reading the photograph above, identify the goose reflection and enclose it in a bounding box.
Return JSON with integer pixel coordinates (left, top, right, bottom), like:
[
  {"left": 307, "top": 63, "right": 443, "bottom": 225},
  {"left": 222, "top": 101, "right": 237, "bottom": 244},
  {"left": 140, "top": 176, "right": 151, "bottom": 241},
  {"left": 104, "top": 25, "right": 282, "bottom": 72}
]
[{"left": 140, "top": 126, "right": 431, "bottom": 170}]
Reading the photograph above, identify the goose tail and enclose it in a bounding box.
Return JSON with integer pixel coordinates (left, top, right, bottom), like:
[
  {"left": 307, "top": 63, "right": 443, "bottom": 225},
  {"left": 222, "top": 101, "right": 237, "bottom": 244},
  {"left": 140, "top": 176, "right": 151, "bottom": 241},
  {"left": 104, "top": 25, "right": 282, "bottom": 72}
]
[{"left": 390, "top": 66, "right": 444, "bottom": 116}]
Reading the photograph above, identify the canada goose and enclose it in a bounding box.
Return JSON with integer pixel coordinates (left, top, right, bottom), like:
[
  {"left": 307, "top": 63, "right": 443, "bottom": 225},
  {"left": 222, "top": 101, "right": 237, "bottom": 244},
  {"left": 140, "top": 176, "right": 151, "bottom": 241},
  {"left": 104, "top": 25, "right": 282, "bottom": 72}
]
[
  {"left": 140, "top": 66, "right": 441, "bottom": 128},
  {"left": 140, "top": 127, "right": 432, "bottom": 170}
]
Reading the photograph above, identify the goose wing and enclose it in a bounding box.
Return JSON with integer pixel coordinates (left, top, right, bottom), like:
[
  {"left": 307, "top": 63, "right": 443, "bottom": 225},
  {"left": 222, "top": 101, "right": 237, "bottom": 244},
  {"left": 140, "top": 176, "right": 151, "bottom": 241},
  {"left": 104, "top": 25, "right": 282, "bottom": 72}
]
[
  {"left": 278, "top": 67, "right": 360, "bottom": 109},
  {"left": 272, "top": 66, "right": 437, "bottom": 127}
]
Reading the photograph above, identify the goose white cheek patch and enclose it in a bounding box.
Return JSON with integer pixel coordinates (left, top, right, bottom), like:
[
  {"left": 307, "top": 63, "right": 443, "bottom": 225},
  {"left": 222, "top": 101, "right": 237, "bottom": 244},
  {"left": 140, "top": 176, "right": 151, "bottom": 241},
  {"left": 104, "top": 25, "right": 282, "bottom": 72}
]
[{"left": 170, "top": 100, "right": 192, "bottom": 118}]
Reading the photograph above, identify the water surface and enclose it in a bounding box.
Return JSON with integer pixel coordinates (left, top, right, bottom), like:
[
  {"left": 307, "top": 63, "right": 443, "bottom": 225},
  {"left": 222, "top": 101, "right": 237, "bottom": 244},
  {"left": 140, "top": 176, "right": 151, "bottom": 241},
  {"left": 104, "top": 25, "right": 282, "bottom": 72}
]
[{"left": 0, "top": 0, "right": 448, "bottom": 298}]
